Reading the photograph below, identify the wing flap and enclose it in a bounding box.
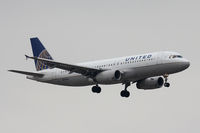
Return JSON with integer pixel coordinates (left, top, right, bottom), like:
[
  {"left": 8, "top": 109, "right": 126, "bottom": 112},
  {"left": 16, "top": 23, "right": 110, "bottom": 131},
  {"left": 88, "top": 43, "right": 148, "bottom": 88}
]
[{"left": 8, "top": 70, "right": 44, "bottom": 77}]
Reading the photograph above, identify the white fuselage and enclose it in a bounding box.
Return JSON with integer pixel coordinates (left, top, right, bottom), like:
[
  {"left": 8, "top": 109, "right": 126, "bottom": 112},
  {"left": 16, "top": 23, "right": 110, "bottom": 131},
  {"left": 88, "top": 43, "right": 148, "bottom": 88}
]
[{"left": 27, "top": 51, "right": 190, "bottom": 86}]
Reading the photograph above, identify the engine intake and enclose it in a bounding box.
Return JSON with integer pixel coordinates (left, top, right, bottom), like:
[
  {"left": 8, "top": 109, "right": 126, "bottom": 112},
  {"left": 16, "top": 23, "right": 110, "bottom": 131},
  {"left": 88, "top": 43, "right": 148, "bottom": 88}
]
[
  {"left": 136, "top": 77, "right": 164, "bottom": 90},
  {"left": 114, "top": 70, "right": 121, "bottom": 80}
]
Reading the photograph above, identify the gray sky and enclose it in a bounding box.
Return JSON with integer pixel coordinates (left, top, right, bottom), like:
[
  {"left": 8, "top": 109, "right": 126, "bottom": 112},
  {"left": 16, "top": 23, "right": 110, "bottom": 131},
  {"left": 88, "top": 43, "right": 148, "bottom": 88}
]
[{"left": 0, "top": 0, "right": 199, "bottom": 133}]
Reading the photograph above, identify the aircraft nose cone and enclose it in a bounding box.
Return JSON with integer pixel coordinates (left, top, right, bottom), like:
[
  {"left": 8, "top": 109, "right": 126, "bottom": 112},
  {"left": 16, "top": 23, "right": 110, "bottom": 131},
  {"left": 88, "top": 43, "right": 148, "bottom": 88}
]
[{"left": 183, "top": 60, "right": 190, "bottom": 69}]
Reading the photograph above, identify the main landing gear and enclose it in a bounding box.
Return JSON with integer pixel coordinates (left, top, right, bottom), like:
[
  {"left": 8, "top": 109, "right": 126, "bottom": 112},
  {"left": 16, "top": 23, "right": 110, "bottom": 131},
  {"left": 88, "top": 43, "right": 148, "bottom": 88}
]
[
  {"left": 163, "top": 74, "right": 170, "bottom": 87},
  {"left": 91, "top": 83, "right": 131, "bottom": 98},
  {"left": 120, "top": 82, "right": 131, "bottom": 98},
  {"left": 92, "top": 85, "right": 101, "bottom": 93}
]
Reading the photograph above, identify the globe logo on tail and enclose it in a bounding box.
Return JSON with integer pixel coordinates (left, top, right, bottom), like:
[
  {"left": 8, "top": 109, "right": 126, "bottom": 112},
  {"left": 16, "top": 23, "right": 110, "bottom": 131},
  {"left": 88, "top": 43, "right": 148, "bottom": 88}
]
[{"left": 36, "top": 49, "right": 53, "bottom": 71}]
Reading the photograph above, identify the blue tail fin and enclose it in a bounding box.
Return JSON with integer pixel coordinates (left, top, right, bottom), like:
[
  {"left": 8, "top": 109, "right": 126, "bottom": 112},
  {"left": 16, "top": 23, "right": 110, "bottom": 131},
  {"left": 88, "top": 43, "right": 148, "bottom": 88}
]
[{"left": 30, "top": 37, "right": 53, "bottom": 71}]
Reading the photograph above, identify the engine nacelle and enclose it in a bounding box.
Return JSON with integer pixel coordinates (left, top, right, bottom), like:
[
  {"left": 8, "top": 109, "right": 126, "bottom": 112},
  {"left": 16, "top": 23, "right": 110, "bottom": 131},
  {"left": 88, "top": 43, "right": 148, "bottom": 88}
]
[
  {"left": 136, "top": 77, "right": 164, "bottom": 90},
  {"left": 95, "top": 70, "right": 123, "bottom": 84}
]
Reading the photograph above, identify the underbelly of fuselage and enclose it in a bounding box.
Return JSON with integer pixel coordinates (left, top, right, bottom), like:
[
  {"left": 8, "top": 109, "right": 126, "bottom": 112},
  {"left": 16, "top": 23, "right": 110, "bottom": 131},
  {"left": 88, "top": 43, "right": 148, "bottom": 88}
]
[{"left": 40, "top": 62, "right": 185, "bottom": 86}]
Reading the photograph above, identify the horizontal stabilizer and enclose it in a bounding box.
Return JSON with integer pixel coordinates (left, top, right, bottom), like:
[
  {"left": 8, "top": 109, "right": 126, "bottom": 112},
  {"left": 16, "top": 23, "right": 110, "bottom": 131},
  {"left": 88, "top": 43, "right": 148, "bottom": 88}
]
[{"left": 8, "top": 70, "right": 44, "bottom": 77}]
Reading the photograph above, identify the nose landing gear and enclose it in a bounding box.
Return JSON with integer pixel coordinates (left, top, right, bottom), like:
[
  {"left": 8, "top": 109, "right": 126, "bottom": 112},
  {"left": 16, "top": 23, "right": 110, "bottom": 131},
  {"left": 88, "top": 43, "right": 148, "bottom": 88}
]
[{"left": 163, "top": 74, "right": 170, "bottom": 87}]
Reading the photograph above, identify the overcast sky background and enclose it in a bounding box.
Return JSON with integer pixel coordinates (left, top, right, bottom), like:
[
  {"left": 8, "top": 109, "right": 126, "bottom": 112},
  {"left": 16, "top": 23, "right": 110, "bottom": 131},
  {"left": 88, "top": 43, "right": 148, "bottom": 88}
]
[{"left": 0, "top": 0, "right": 200, "bottom": 133}]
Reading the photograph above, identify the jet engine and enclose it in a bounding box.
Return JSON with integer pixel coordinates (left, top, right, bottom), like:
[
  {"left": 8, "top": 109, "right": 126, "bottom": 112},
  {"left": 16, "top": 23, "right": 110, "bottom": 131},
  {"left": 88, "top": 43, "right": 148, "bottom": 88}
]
[
  {"left": 136, "top": 77, "right": 164, "bottom": 89},
  {"left": 95, "top": 70, "right": 123, "bottom": 84}
]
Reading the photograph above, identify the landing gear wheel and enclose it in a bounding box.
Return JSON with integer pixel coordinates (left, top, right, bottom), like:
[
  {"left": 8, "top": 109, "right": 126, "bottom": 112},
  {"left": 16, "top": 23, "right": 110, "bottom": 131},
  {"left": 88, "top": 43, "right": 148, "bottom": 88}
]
[
  {"left": 125, "top": 91, "right": 130, "bottom": 97},
  {"left": 96, "top": 87, "right": 101, "bottom": 93},
  {"left": 120, "top": 90, "right": 126, "bottom": 97},
  {"left": 164, "top": 83, "right": 170, "bottom": 87},
  {"left": 92, "top": 85, "right": 101, "bottom": 93},
  {"left": 120, "top": 90, "right": 130, "bottom": 98},
  {"left": 92, "top": 86, "right": 96, "bottom": 93}
]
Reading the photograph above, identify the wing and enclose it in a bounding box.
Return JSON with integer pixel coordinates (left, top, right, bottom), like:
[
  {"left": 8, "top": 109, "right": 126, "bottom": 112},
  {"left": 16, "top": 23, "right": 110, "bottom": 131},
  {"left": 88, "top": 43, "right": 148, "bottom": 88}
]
[
  {"left": 25, "top": 55, "right": 103, "bottom": 78},
  {"left": 8, "top": 70, "right": 44, "bottom": 77}
]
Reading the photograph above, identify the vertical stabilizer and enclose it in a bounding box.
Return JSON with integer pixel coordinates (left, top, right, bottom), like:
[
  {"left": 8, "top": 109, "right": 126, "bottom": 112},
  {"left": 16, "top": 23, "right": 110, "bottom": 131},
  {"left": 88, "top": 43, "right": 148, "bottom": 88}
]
[{"left": 30, "top": 37, "right": 53, "bottom": 71}]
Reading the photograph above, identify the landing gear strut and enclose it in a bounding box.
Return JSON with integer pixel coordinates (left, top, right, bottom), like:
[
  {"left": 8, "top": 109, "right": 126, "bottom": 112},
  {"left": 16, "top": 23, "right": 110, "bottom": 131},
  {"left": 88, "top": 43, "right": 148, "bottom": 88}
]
[
  {"left": 120, "top": 82, "right": 130, "bottom": 98},
  {"left": 163, "top": 74, "right": 170, "bottom": 87},
  {"left": 92, "top": 85, "right": 101, "bottom": 93}
]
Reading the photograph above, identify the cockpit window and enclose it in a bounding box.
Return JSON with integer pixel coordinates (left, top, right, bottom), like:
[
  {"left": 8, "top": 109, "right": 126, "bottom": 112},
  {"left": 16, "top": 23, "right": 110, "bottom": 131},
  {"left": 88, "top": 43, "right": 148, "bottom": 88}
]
[
  {"left": 176, "top": 55, "right": 183, "bottom": 58},
  {"left": 169, "top": 55, "right": 183, "bottom": 59}
]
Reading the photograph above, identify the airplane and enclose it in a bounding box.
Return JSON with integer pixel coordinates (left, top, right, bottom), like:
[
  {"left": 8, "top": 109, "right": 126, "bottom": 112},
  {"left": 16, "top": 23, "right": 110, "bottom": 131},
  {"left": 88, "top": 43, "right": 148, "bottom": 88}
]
[{"left": 9, "top": 37, "right": 190, "bottom": 98}]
